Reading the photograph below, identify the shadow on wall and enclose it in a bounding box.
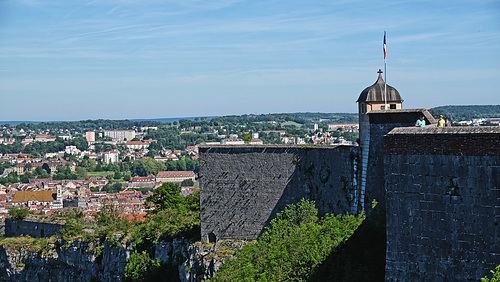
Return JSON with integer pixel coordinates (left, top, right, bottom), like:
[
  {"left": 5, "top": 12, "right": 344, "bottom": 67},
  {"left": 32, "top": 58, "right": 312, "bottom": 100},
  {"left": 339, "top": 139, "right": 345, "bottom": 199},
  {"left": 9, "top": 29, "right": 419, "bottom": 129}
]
[
  {"left": 308, "top": 204, "right": 387, "bottom": 282},
  {"left": 259, "top": 147, "right": 355, "bottom": 237}
]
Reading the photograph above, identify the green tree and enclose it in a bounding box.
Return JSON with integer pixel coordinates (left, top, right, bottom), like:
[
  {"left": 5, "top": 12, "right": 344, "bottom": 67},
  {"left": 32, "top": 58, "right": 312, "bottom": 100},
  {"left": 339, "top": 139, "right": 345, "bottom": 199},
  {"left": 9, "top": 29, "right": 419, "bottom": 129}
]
[
  {"left": 122, "top": 251, "right": 162, "bottom": 282},
  {"left": 241, "top": 132, "right": 252, "bottom": 144},
  {"left": 181, "top": 179, "right": 194, "bottom": 187},
  {"left": 210, "top": 199, "right": 364, "bottom": 282},
  {"left": 114, "top": 171, "right": 122, "bottom": 179},
  {"left": 76, "top": 167, "right": 88, "bottom": 179},
  {"left": 145, "top": 183, "right": 184, "bottom": 214},
  {"left": 8, "top": 207, "right": 29, "bottom": 220}
]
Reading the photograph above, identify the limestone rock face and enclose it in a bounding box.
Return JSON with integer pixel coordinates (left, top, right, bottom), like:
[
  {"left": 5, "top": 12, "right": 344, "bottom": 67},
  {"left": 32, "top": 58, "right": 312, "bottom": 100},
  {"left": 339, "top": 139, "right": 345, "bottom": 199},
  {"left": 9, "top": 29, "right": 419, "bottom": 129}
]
[
  {"left": 0, "top": 240, "right": 132, "bottom": 282},
  {"left": 0, "top": 238, "right": 246, "bottom": 282},
  {"left": 154, "top": 238, "right": 248, "bottom": 282}
]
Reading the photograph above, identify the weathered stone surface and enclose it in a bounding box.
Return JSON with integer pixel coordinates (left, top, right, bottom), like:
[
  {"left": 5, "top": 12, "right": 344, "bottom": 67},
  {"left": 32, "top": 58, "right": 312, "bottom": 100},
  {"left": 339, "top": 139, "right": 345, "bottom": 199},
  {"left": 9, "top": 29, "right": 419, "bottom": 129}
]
[
  {"left": 0, "top": 237, "right": 242, "bottom": 282},
  {"left": 384, "top": 153, "right": 500, "bottom": 281},
  {"left": 4, "top": 217, "right": 65, "bottom": 238},
  {"left": 199, "top": 145, "right": 357, "bottom": 242},
  {"left": 0, "top": 240, "right": 132, "bottom": 281}
]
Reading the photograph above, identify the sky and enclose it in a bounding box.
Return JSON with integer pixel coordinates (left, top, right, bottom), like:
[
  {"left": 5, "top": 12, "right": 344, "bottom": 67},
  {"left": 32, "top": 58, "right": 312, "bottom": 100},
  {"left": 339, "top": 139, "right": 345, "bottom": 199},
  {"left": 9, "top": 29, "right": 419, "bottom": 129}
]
[{"left": 1, "top": 0, "right": 499, "bottom": 121}]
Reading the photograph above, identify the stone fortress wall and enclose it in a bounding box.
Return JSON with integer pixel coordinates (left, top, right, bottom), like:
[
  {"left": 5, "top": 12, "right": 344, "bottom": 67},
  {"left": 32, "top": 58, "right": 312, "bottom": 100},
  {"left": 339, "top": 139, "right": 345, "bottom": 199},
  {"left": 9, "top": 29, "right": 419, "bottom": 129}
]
[
  {"left": 4, "top": 217, "right": 65, "bottom": 238},
  {"left": 384, "top": 126, "right": 500, "bottom": 281},
  {"left": 199, "top": 145, "right": 355, "bottom": 242},
  {"left": 199, "top": 111, "right": 500, "bottom": 281}
]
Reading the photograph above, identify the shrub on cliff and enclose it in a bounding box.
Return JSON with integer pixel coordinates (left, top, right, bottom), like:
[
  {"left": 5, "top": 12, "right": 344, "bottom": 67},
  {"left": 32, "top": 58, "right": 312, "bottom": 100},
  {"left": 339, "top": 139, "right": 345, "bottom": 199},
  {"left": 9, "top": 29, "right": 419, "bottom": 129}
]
[
  {"left": 132, "top": 187, "right": 200, "bottom": 246},
  {"left": 210, "top": 199, "right": 364, "bottom": 282},
  {"left": 122, "top": 250, "right": 162, "bottom": 281},
  {"left": 8, "top": 207, "right": 29, "bottom": 220}
]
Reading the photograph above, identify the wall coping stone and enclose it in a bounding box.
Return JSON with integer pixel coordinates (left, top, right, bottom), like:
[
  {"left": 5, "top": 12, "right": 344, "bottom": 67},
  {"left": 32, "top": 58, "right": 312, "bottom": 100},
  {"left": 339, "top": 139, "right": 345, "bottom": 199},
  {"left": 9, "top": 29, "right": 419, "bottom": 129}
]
[
  {"left": 387, "top": 126, "right": 500, "bottom": 135},
  {"left": 199, "top": 144, "right": 352, "bottom": 150},
  {"left": 367, "top": 108, "right": 436, "bottom": 125}
]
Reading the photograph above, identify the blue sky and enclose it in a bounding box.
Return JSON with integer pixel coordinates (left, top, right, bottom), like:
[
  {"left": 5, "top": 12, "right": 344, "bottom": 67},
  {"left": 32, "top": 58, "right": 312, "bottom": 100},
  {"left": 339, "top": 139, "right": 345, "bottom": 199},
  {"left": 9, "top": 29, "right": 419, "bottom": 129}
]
[{"left": 1, "top": 0, "right": 499, "bottom": 121}]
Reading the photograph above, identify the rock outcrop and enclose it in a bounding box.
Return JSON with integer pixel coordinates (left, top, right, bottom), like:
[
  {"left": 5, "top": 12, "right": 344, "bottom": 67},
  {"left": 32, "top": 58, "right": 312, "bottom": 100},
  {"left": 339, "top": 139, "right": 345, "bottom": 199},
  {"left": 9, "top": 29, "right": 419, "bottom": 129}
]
[{"left": 0, "top": 238, "right": 247, "bottom": 281}]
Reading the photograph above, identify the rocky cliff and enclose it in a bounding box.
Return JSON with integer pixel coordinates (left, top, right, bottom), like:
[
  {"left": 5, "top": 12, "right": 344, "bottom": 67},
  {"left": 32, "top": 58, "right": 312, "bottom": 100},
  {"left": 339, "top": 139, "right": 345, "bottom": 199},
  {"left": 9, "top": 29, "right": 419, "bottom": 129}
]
[{"left": 0, "top": 238, "right": 246, "bottom": 282}]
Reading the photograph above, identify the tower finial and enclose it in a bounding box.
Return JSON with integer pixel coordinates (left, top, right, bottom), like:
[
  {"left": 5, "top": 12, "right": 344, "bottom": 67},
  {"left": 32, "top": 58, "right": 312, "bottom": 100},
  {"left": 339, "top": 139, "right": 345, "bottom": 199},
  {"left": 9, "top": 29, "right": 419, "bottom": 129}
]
[{"left": 377, "top": 69, "right": 383, "bottom": 74}]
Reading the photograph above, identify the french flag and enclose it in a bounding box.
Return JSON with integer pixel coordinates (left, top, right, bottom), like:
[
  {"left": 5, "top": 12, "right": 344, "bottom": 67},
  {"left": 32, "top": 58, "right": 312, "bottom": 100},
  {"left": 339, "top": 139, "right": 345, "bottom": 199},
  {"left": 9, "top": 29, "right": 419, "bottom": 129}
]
[{"left": 383, "top": 32, "right": 387, "bottom": 59}]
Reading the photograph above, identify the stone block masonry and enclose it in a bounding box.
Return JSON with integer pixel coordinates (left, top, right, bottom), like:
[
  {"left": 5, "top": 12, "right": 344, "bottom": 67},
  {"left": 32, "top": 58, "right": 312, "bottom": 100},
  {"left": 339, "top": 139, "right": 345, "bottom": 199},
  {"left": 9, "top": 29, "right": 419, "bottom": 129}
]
[
  {"left": 5, "top": 217, "right": 65, "bottom": 238},
  {"left": 199, "top": 145, "right": 356, "bottom": 243},
  {"left": 384, "top": 127, "right": 500, "bottom": 281}
]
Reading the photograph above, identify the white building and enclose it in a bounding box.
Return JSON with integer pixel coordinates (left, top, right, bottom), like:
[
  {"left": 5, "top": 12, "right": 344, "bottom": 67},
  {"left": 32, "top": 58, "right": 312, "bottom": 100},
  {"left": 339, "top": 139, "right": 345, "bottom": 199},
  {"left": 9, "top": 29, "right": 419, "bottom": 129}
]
[
  {"left": 221, "top": 138, "right": 245, "bottom": 145},
  {"left": 103, "top": 130, "right": 136, "bottom": 142},
  {"left": 102, "top": 151, "right": 119, "bottom": 163}
]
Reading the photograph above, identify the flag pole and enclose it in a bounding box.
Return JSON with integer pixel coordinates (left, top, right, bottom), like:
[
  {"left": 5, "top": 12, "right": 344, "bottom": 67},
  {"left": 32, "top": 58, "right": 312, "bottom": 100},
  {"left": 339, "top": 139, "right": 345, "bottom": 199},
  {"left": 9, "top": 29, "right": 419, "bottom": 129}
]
[{"left": 384, "top": 30, "right": 387, "bottom": 110}]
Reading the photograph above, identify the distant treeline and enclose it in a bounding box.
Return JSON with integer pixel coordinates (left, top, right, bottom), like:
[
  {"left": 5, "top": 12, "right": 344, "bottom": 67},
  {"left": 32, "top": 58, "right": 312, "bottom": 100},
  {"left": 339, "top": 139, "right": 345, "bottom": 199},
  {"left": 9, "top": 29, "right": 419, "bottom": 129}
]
[
  {"left": 212, "top": 112, "right": 359, "bottom": 124},
  {"left": 429, "top": 105, "right": 500, "bottom": 121},
  {"left": 2, "top": 113, "right": 359, "bottom": 131},
  {"left": 4, "top": 119, "right": 163, "bottom": 132},
  {"left": 6, "top": 105, "right": 499, "bottom": 131}
]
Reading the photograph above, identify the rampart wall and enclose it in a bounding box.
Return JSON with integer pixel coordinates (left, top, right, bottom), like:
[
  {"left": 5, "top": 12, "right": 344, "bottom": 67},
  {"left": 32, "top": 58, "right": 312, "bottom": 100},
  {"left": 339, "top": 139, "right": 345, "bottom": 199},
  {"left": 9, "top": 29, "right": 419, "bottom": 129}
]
[
  {"left": 4, "top": 217, "right": 65, "bottom": 238},
  {"left": 384, "top": 127, "right": 500, "bottom": 281},
  {"left": 199, "top": 145, "right": 356, "bottom": 242}
]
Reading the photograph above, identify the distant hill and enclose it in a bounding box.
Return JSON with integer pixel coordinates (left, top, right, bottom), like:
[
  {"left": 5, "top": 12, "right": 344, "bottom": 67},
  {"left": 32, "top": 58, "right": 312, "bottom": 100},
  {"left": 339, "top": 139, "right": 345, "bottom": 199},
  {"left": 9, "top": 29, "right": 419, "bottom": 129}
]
[
  {"left": 212, "top": 112, "right": 358, "bottom": 124},
  {"left": 5, "top": 106, "right": 499, "bottom": 128},
  {"left": 0, "top": 121, "right": 42, "bottom": 127},
  {"left": 130, "top": 116, "right": 213, "bottom": 123},
  {"left": 429, "top": 105, "right": 500, "bottom": 121}
]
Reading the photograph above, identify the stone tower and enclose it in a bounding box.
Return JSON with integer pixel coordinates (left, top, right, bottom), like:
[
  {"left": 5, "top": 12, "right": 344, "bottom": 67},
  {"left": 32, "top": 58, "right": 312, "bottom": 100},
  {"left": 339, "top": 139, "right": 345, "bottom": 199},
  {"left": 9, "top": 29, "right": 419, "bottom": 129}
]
[{"left": 355, "top": 70, "right": 403, "bottom": 213}]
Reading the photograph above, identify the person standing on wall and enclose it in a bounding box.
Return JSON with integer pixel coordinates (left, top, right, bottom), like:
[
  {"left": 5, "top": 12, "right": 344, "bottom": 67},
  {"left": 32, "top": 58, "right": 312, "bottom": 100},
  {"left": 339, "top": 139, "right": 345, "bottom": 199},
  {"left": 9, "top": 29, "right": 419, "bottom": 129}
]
[
  {"left": 437, "top": 115, "right": 445, "bottom": 127},
  {"left": 415, "top": 115, "right": 426, "bottom": 127},
  {"left": 445, "top": 118, "right": 451, "bottom": 127}
]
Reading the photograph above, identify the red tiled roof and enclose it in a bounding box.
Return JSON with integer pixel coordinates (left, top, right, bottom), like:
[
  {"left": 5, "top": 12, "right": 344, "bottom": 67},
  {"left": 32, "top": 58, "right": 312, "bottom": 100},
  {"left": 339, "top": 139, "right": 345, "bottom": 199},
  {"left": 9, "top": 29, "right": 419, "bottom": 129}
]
[
  {"left": 157, "top": 171, "right": 195, "bottom": 178},
  {"left": 126, "top": 141, "right": 148, "bottom": 145},
  {"left": 118, "top": 214, "right": 150, "bottom": 222},
  {"left": 130, "top": 175, "right": 155, "bottom": 182}
]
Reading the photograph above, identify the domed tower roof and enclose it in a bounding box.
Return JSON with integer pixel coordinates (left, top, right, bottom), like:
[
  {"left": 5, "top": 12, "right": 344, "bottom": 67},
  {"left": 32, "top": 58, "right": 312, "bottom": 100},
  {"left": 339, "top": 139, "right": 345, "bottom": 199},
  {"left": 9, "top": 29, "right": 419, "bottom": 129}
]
[{"left": 357, "top": 70, "right": 403, "bottom": 103}]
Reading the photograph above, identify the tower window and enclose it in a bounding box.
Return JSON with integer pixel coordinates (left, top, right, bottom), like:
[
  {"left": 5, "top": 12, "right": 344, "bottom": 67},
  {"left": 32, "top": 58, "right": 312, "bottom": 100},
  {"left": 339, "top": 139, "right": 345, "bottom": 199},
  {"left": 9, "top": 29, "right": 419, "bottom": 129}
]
[{"left": 390, "top": 104, "right": 397, "bottom": 109}]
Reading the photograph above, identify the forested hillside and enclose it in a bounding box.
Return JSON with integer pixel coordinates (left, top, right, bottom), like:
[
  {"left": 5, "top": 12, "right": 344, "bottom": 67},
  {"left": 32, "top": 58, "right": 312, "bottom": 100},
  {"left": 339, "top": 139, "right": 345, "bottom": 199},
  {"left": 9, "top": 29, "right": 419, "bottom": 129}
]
[{"left": 429, "top": 105, "right": 500, "bottom": 121}]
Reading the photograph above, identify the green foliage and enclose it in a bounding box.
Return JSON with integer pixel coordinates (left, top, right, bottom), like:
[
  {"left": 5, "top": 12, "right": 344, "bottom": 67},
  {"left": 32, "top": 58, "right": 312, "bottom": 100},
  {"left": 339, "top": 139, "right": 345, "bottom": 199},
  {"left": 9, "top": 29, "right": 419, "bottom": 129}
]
[
  {"left": 101, "top": 182, "right": 123, "bottom": 193},
  {"left": 482, "top": 265, "right": 500, "bottom": 282},
  {"left": 130, "top": 158, "right": 166, "bottom": 177},
  {"left": 145, "top": 183, "right": 185, "bottom": 214},
  {"left": 60, "top": 219, "right": 84, "bottom": 242},
  {"left": 210, "top": 199, "right": 364, "bottom": 282},
  {"left": 132, "top": 208, "right": 200, "bottom": 245},
  {"left": 122, "top": 251, "right": 166, "bottom": 282},
  {"left": 58, "top": 208, "right": 88, "bottom": 242},
  {"left": 241, "top": 132, "right": 252, "bottom": 143},
  {"left": 310, "top": 204, "right": 386, "bottom": 281},
  {"left": 0, "top": 236, "right": 52, "bottom": 253},
  {"left": 133, "top": 187, "right": 200, "bottom": 245},
  {"left": 8, "top": 207, "right": 29, "bottom": 220},
  {"left": 181, "top": 178, "right": 194, "bottom": 187}
]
